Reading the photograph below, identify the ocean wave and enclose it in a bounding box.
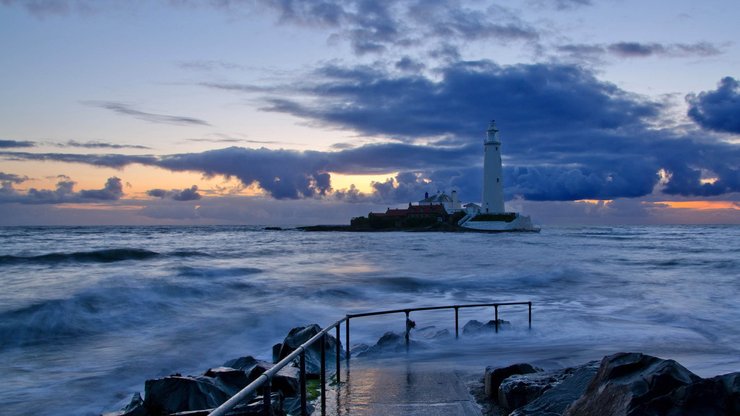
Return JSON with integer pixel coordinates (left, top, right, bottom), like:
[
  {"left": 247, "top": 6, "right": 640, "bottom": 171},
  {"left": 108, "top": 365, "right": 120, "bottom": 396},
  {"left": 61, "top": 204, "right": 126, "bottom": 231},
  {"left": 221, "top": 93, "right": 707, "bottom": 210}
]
[
  {"left": 0, "top": 280, "right": 205, "bottom": 349},
  {"left": 0, "top": 248, "right": 214, "bottom": 265},
  {"left": 0, "top": 248, "right": 160, "bottom": 265},
  {"left": 169, "top": 250, "right": 211, "bottom": 258},
  {"left": 175, "top": 266, "right": 263, "bottom": 278}
]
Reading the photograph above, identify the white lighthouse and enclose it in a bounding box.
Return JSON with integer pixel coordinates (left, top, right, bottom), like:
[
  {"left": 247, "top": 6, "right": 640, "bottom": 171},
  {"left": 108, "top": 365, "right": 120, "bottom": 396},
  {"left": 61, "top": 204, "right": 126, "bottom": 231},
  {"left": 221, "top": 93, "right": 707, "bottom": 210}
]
[
  {"left": 482, "top": 120, "right": 505, "bottom": 213},
  {"left": 459, "top": 120, "right": 538, "bottom": 232}
]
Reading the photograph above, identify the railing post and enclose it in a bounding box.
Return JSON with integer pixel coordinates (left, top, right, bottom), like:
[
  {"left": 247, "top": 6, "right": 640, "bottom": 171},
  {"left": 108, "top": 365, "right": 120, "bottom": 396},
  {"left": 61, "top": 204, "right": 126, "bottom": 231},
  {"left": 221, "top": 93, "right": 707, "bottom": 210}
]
[
  {"left": 404, "top": 310, "right": 410, "bottom": 351},
  {"left": 345, "top": 317, "right": 350, "bottom": 362},
  {"left": 454, "top": 306, "right": 459, "bottom": 339},
  {"left": 320, "top": 333, "right": 326, "bottom": 415},
  {"left": 494, "top": 304, "right": 499, "bottom": 333},
  {"left": 335, "top": 324, "right": 341, "bottom": 383},
  {"left": 528, "top": 302, "right": 532, "bottom": 329},
  {"left": 300, "top": 350, "right": 307, "bottom": 416},
  {"left": 263, "top": 378, "right": 271, "bottom": 416}
]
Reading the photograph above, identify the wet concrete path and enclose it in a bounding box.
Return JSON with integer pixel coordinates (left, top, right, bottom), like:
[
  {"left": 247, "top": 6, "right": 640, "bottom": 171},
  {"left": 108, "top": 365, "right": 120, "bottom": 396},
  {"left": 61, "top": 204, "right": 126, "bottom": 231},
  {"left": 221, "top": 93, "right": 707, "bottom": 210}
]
[{"left": 323, "top": 361, "right": 482, "bottom": 416}]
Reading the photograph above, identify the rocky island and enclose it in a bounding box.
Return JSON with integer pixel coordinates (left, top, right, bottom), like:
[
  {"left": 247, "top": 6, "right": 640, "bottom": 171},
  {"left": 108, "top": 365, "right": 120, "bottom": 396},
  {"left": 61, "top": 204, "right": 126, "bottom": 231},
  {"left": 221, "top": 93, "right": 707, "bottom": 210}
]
[{"left": 300, "top": 121, "right": 539, "bottom": 233}]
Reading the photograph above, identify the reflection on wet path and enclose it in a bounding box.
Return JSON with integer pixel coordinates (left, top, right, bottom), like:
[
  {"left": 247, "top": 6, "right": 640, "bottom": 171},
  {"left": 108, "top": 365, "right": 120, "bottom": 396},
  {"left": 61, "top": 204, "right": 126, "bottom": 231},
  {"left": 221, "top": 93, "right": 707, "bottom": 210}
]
[{"left": 324, "top": 359, "right": 482, "bottom": 416}]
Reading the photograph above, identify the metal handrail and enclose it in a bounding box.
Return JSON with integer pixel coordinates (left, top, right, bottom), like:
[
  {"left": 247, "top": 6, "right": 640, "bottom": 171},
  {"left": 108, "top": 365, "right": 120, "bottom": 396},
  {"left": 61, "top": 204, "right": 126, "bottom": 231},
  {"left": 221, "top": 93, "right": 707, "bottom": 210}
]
[{"left": 208, "top": 301, "right": 532, "bottom": 416}]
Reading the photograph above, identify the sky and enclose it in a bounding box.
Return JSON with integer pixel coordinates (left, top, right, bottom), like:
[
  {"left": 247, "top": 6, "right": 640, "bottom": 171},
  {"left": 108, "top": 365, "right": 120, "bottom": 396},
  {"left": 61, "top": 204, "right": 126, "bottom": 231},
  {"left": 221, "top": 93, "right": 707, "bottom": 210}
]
[{"left": 0, "top": 0, "right": 739, "bottom": 226}]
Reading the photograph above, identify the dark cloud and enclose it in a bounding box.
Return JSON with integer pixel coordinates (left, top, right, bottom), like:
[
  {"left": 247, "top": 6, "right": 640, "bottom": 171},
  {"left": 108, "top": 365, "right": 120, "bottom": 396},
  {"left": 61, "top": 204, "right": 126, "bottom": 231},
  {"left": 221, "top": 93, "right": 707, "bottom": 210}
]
[
  {"left": 253, "top": 0, "right": 539, "bottom": 55},
  {"left": 0, "top": 176, "right": 123, "bottom": 204},
  {"left": 258, "top": 60, "right": 739, "bottom": 200},
  {"left": 3, "top": 64, "right": 739, "bottom": 203},
  {"left": 0, "top": 172, "right": 29, "bottom": 184},
  {"left": 0, "top": 140, "right": 35, "bottom": 148},
  {"left": 526, "top": 0, "right": 592, "bottom": 10},
  {"left": 86, "top": 101, "right": 210, "bottom": 126},
  {"left": 77, "top": 177, "right": 123, "bottom": 200},
  {"left": 64, "top": 140, "right": 150, "bottom": 150},
  {"left": 8, "top": 1, "right": 540, "bottom": 56},
  {"left": 408, "top": 3, "right": 539, "bottom": 43},
  {"left": 147, "top": 185, "right": 202, "bottom": 201},
  {"left": 263, "top": 60, "right": 660, "bottom": 141},
  {"left": 186, "top": 137, "right": 294, "bottom": 146},
  {"left": 0, "top": 0, "right": 98, "bottom": 17},
  {"left": 608, "top": 42, "right": 664, "bottom": 57},
  {"left": 0, "top": 142, "right": 476, "bottom": 201},
  {"left": 395, "top": 57, "right": 425, "bottom": 73},
  {"left": 0, "top": 151, "right": 158, "bottom": 168},
  {"left": 558, "top": 41, "right": 722, "bottom": 62},
  {"left": 686, "top": 77, "right": 740, "bottom": 134}
]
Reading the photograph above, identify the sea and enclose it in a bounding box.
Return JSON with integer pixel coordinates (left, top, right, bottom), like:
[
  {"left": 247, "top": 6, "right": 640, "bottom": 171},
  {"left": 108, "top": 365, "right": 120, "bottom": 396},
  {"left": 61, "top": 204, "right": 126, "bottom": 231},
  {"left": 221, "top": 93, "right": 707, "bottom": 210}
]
[{"left": 1, "top": 225, "right": 739, "bottom": 415}]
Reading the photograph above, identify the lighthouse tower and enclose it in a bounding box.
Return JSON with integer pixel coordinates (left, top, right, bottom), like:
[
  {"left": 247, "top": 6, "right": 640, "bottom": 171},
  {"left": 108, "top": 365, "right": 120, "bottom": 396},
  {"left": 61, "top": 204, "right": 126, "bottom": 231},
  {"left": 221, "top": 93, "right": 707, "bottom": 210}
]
[{"left": 482, "top": 120, "right": 505, "bottom": 213}]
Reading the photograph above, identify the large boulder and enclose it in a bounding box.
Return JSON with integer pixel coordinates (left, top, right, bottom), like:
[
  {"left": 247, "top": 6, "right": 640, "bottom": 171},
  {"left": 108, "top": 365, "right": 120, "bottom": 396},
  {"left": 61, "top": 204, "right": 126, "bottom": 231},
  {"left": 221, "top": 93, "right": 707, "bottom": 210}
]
[
  {"left": 203, "top": 366, "right": 250, "bottom": 396},
  {"left": 565, "top": 352, "right": 701, "bottom": 416},
  {"left": 499, "top": 367, "right": 580, "bottom": 411},
  {"left": 355, "top": 331, "right": 426, "bottom": 357},
  {"left": 484, "top": 363, "right": 541, "bottom": 399},
  {"left": 102, "top": 392, "right": 147, "bottom": 416},
  {"left": 223, "top": 355, "right": 259, "bottom": 372},
  {"left": 638, "top": 372, "right": 740, "bottom": 415},
  {"left": 414, "top": 325, "right": 452, "bottom": 340},
  {"left": 277, "top": 324, "right": 344, "bottom": 376},
  {"left": 510, "top": 361, "right": 599, "bottom": 416},
  {"left": 462, "top": 319, "right": 510, "bottom": 335},
  {"left": 246, "top": 361, "right": 300, "bottom": 397},
  {"left": 143, "top": 375, "right": 232, "bottom": 414}
]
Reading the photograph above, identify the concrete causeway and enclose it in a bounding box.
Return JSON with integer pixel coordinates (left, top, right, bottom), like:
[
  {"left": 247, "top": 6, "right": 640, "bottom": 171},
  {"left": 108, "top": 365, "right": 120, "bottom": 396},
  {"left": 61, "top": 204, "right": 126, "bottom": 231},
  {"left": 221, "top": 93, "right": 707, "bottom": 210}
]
[{"left": 324, "top": 361, "right": 482, "bottom": 416}]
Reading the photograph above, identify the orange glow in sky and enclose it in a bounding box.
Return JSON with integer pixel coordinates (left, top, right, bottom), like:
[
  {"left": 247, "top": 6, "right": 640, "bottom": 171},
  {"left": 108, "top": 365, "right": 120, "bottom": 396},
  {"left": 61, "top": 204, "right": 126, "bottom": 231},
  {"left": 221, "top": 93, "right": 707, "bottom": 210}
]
[
  {"left": 329, "top": 172, "right": 397, "bottom": 193},
  {"left": 655, "top": 201, "right": 740, "bottom": 211}
]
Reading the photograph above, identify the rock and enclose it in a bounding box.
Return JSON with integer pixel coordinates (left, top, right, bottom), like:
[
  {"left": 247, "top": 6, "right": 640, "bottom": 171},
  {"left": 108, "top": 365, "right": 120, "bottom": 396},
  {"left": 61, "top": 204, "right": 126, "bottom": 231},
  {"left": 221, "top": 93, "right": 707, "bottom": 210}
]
[
  {"left": 355, "top": 331, "right": 425, "bottom": 357},
  {"left": 510, "top": 361, "right": 599, "bottom": 416},
  {"left": 247, "top": 361, "right": 300, "bottom": 397},
  {"left": 284, "top": 396, "right": 314, "bottom": 416},
  {"left": 415, "top": 325, "right": 452, "bottom": 340},
  {"left": 143, "top": 375, "right": 231, "bottom": 414},
  {"left": 498, "top": 369, "right": 576, "bottom": 411},
  {"left": 637, "top": 372, "right": 740, "bottom": 415},
  {"left": 272, "top": 343, "right": 282, "bottom": 363},
  {"left": 223, "top": 355, "right": 259, "bottom": 372},
  {"left": 484, "top": 363, "right": 541, "bottom": 399},
  {"left": 350, "top": 343, "right": 370, "bottom": 356},
  {"left": 224, "top": 392, "right": 286, "bottom": 416},
  {"left": 103, "top": 392, "right": 147, "bottom": 416},
  {"left": 277, "top": 324, "right": 344, "bottom": 376},
  {"left": 462, "top": 319, "right": 510, "bottom": 335},
  {"left": 565, "top": 352, "right": 701, "bottom": 416},
  {"left": 203, "top": 367, "right": 250, "bottom": 396}
]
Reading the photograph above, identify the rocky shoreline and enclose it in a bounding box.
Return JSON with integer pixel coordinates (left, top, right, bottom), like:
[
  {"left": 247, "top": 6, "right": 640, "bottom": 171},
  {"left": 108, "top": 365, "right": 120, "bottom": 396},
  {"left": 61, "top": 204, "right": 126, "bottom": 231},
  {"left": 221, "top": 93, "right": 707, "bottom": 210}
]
[
  {"left": 105, "top": 322, "right": 738, "bottom": 416},
  {"left": 473, "top": 352, "right": 739, "bottom": 415}
]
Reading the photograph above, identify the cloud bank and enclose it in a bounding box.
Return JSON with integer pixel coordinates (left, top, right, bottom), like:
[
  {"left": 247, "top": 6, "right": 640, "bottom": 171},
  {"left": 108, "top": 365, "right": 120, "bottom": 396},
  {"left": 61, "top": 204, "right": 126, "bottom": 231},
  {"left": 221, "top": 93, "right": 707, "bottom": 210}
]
[
  {"left": 687, "top": 77, "right": 740, "bottom": 134},
  {"left": 0, "top": 176, "right": 123, "bottom": 204},
  {"left": 147, "top": 185, "right": 202, "bottom": 201},
  {"left": 0, "top": 140, "right": 35, "bottom": 148},
  {"left": 1, "top": 62, "right": 738, "bottom": 205}
]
